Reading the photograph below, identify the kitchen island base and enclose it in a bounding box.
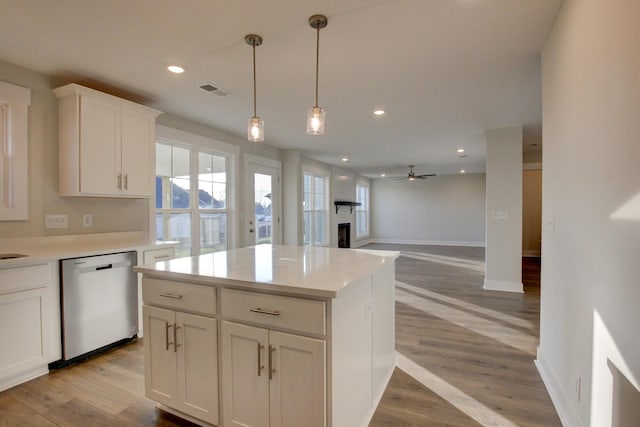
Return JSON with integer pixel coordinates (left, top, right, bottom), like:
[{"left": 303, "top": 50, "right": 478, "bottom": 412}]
[{"left": 137, "top": 245, "right": 398, "bottom": 427}]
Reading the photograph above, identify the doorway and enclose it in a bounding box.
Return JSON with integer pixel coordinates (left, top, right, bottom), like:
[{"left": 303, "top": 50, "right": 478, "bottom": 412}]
[{"left": 245, "top": 155, "right": 281, "bottom": 247}]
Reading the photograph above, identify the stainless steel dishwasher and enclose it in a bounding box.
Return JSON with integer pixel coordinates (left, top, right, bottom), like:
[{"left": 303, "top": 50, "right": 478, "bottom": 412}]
[{"left": 59, "top": 251, "right": 138, "bottom": 363}]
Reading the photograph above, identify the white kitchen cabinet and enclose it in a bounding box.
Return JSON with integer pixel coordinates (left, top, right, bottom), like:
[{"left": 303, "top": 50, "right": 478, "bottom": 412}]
[
  {"left": 138, "top": 247, "right": 176, "bottom": 336},
  {"left": 221, "top": 321, "right": 325, "bottom": 427},
  {"left": 142, "top": 279, "right": 218, "bottom": 425},
  {"left": 53, "top": 83, "right": 161, "bottom": 198},
  {"left": 0, "top": 263, "right": 54, "bottom": 391}
]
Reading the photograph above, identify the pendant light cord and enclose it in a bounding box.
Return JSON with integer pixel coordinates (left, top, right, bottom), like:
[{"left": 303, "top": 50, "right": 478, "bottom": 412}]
[
  {"left": 252, "top": 41, "right": 257, "bottom": 117},
  {"left": 315, "top": 25, "right": 320, "bottom": 108}
]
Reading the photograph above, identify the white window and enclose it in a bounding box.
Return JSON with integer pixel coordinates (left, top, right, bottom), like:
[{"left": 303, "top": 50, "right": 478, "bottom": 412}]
[
  {"left": 303, "top": 169, "right": 329, "bottom": 246},
  {"left": 155, "top": 127, "right": 237, "bottom": 257},
  {"left": 356, "top": 181, "right": 370, "bottom": 239},
  {"left": 0, "top": 81, "right": 30, "bottom": 220}
]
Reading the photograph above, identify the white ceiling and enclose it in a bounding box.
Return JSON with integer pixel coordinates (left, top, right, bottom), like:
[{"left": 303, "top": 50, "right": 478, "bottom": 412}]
[{"left": 0, "top": 0, "right": 561, "bottom": 178}]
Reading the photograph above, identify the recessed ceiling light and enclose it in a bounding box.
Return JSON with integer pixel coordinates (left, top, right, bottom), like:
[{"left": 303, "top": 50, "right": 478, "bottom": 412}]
[
  {"left": 373, "top": 109, "right": 385, "bottom": 116},
  {"left": 456, "top": 148, "right": 465, "bottom": 153},
  {"left": 167, "top": 64, "right": 185, "bottom": 74},
  {"left": 380, "top": 173, "right": 386, "bottom": 177},
  {"left": 460, "top": 169, "right": 466, "bottom": 174},
  {"left": 341, "top": 157, "right": 349, "bottom": 162}
]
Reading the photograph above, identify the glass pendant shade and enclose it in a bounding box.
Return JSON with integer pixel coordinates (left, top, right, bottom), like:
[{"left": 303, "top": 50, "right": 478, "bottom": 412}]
[
  {"left": 307, "top": 106, "right": 325, "bottom": 135},
  {"left": 248, "top": 116, "right": 264, "bottom": 142}
]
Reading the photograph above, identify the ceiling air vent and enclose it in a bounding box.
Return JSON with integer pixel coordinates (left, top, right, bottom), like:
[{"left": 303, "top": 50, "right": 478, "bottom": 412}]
[{"left": 199, "top": 83, "right": 230, "bottom": 97}]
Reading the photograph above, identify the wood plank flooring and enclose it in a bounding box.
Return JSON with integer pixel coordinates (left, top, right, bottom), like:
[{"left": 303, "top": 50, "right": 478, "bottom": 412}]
[{"left": 0, "top": 244, "right": 559, "bottom": 426}]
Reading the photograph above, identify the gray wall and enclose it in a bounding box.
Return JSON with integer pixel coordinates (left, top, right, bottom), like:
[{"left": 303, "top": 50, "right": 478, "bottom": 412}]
[
  {"left": 370, "top": 173, "right": 486, "bottom": 246},
  {"left": 539, "top": 0, "right": 640, "bottom": 425}
]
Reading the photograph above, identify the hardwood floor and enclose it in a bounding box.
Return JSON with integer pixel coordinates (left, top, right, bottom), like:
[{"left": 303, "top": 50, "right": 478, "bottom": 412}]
[{"left": 0, "top": 245, "right": 559, "bottom": 426}]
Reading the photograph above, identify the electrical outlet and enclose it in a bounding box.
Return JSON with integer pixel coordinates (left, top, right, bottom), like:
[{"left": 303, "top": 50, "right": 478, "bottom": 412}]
[
  {"left": 45, "top": 214, "right": 68, "bottom": 229},
  {"left": 492, "top": 209, "right": 509, "bottom": 220},
  {"left": 82, "top": 214, "right": 93, "bottom": 228}
]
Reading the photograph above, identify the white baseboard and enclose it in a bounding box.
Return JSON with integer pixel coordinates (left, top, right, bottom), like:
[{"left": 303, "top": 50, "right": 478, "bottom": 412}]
[
  {"left": 0, "top": 365, "right": 48, "bottom": 392},
  {"left": 370, "top": 238, "right": 485, "bottom": 247},
  {"left": 352, "top": 238, "right": 373, "bottom": 248},
  {"left": 535, "top": 346, "right": 582, "bottom": 427},
  {"left": 483, "top": 278, "right": 523, "bottom": 293}
]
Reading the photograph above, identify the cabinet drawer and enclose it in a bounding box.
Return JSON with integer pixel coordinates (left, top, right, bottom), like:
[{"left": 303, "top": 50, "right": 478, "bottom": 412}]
[
  {"left": 0, "top": 263, "right": 50, "bottom": 295},
  {"left": 143, "top": 248, "right": 175, "bottom": 264},
  {"left": 221, "top": 289, "right": 325, "bottom": 336},
  {"left": 143, "top": 278, "right": 216, "bottom": 316}
]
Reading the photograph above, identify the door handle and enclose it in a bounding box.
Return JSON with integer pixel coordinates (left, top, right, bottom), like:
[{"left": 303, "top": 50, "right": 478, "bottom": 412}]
[
  {"left": 165, "top": 322, "right": 173, "bottom": 351},
  {"left": 257, "top": 342, "right": 265, "bottom": 376},
  {"left": 268, "top": 345, "right": 276, "bottom": 380},
  {"left": 174, "top": 324, "right": 181, "bottom": 353}
]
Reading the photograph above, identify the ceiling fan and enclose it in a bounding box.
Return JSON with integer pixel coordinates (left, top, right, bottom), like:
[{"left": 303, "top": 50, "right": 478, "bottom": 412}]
[{"left": 401, "top": 165, "right": 436, "bottom": 181}]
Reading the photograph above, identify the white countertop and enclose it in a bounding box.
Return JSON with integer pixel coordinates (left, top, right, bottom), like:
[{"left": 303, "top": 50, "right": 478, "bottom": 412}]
[
  {"left": 0, "top": 231, "right": 177, "bottom": 268},
  {"left": 135, "top": 244, "right": 399, "bottom": 298}
]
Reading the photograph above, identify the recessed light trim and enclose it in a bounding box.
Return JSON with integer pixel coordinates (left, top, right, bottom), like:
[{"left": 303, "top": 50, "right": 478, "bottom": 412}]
[
  {"left": 341, "top": 157, "right": 349, "bottom": 162},
  {"left": 456, "top": 148, "right": 465, "bottom": 153},
  {"left": 460, "top": 169, "right": 466, "bottom": 174},
  {"left": 373, "top": 109, "right": 385, "bottom": 116},
  {"left": 380, "top": 173, "right": 386, "bottom": 177},
  {"left": 167, "top": 64, "right": 185, "bottom": 74}
]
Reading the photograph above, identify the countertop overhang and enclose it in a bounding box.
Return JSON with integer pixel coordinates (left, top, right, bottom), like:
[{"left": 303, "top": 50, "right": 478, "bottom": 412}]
[{"left": 135, "top": 244, "right": 399, "bottom": 298}]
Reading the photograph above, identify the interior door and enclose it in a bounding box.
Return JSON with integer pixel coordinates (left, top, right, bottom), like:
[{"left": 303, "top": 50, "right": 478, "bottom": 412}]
[{"left": 245, "top": 156, "right": 281, "bottom": 247}]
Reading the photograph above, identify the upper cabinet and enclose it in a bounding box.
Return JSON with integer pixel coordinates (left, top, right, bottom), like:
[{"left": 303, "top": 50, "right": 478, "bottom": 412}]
[
  {"left": 53, "top": 84, "right": 162, "bottom": 198},
  {"left": 0, "top": 81, "right": 30, "bottom": 220}
]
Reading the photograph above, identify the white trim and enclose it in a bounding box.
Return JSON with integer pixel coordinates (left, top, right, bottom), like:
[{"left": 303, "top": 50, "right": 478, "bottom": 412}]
[
  {"left": 156, "top": 125, "right": 240, "bottom": 157},
  {"left": 244, "top": 154, "right": 282, "bottom": 246},
  {"left": 483, "top": 279, "right": 523, "bottom": 293},
  {"left": 0, "top": 366, "right": 48, "bottom": 393},
  {"left": 371, "top": 238, "right": 485, "bottom": 247},
  {"left": 352, "top": 238, "right": 373, "bottom": 248},
  {"left": 535, "top": 346, "right": 582, "bottom": 427}
]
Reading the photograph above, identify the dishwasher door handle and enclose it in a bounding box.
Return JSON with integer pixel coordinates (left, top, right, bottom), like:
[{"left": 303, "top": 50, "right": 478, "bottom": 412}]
[{"left": 95, "top": 264, "right": 113, "bottom": 271}]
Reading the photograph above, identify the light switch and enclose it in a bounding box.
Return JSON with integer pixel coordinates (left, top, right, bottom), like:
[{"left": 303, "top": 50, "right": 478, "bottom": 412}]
[
  {"left": 45, "top": 214, "right": 69, "bottom": 229},
  {"left": 492, "top": 210, "right": 509, "bottom": 220},
  {"left": 82, "top": 214, "right": 93, "bottom": 228}
]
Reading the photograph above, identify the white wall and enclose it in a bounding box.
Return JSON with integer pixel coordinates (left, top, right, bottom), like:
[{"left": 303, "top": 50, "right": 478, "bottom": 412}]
[
  {"left": 370, "top": 173, "right": 485, "bottom": 246},
  {"left": 538, "top": 0, "right": 640, "bottom": 425},
  {"left": 484, "top": 127, "right": 523, "bottom": 292}
]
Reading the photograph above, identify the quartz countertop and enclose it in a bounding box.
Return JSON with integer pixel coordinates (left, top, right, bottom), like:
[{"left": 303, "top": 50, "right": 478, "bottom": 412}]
[
  {"left": 135, "top": 244, "right": 399, "bottom": 298},
  {"left": 0, "top": 231, "right": 177, "bottom": 268}
]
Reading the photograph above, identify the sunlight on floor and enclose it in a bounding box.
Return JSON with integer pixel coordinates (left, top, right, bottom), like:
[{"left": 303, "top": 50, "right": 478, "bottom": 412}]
[
  {"left": 395, "top": 352, "right": 520, "bottom": 427},
  {"left": 401, "top": 251, "right": 486, "bottom": 272},
  {"left": 396, "top": 287, "right": 538, "bottom": 355},
  {"left": 396, "top": 280, "right": 534, "bottom": 329}
]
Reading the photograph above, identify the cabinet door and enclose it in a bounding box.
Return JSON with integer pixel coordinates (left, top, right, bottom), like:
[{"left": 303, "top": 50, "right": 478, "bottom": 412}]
[
  {"left": 121, "top": 106, "right": 154, "bottom": 197},
  {"left": 143, "top": 305, "right": 177, "bottom": 407},
  {"left": 221, "top": 321, "right": 269, "bottom": 427},
  {"left": 79, "top": 95, "right": 121, "bottom": 195},
  {"left": 176, "top": 312, "right": 218, "bottom": 425},
  {"left": 269, "top": 331, "right": 326, "bottom": 427},
  {"left": 0, "top": 287, "right": 50, "bottom": 380}
]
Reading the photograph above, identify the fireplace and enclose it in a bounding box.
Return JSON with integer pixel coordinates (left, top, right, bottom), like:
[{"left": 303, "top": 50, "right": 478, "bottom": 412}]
[{"left": 338, "top": 223, "right": 351, "bottom": 248}]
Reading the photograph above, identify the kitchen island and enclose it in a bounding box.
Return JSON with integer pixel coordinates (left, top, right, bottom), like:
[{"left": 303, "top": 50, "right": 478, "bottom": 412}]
[{"left": 135, "top": 244, "right": 398, "bottom": 427}]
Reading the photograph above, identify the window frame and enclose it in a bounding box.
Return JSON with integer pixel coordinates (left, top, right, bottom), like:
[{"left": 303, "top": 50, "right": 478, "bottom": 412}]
[
  {"left": 302, "top": 166, "right": 330, "bottom": 247},
  {"left": 355, "top": 180, "right": 370, "bottom": 240},
  {"left": 155, "top": 125, "right": 239, "bottom": 256}
]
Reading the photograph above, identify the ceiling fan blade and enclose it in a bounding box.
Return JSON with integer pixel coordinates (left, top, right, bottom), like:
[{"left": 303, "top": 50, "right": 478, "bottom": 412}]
[{"left": 416, "top": 173, "right": 436, "bottom": 178}]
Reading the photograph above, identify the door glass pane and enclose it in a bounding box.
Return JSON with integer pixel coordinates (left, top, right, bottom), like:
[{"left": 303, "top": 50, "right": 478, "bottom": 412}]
[
  {"left": 254, "top": 173, "right": 272, "bottom": 244},
  {"left": 156, "top": 212, "right": 192, "bottom": 257},
  {"left": 200, "top": 213, "right": 227, "bottom": 254},
  {"left": 303, "top": 211, "right": 311, "bottom": 245},
  {"left": 314, "top": 211, "right": 325, "bottom": 245}
]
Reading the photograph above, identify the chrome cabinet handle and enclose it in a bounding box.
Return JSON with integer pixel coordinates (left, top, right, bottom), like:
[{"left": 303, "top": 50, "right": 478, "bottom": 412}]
[
  {"left": 257, "top": 342, "right": 265, "bottom": 376},
  {"left": 174, "top": 325, "right": 181, "bottom": 353},
  {"left": 160, "top": 293, "right": 183, "bottom": 300},
  {"left": 154, "top": 255, "right": 172, "bottom": 261},
  {"left": 268, "top": 345, "right": 276, "bottom": 380},
  {"left": 165, "top": 322, "right": 173, "bottom": 351},
  {"left": 249, "top": 307, "right": 280, "bottom": 316},
  {"left": 117, "top": 174, "right": 122, "bottom": 190},
  {"left": 124, "top": 174, "right": 128, "bottom": 190}
]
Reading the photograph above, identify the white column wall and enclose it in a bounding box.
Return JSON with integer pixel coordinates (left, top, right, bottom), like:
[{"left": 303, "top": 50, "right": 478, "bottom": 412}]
[
  {"left": 538, "top": 0, "right": 640, "bottom": 425},
  {"left": 484, "top": 127, "right": 523, "bottom": 292}
]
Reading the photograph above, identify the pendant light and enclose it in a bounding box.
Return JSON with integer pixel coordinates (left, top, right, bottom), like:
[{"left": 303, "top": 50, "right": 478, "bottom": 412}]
[
  {"left": 307, "top": 14, "right": 328, "bottom": 135},
  {"left": 245, "top": 34, "right": 264, "bottom": 142}
]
